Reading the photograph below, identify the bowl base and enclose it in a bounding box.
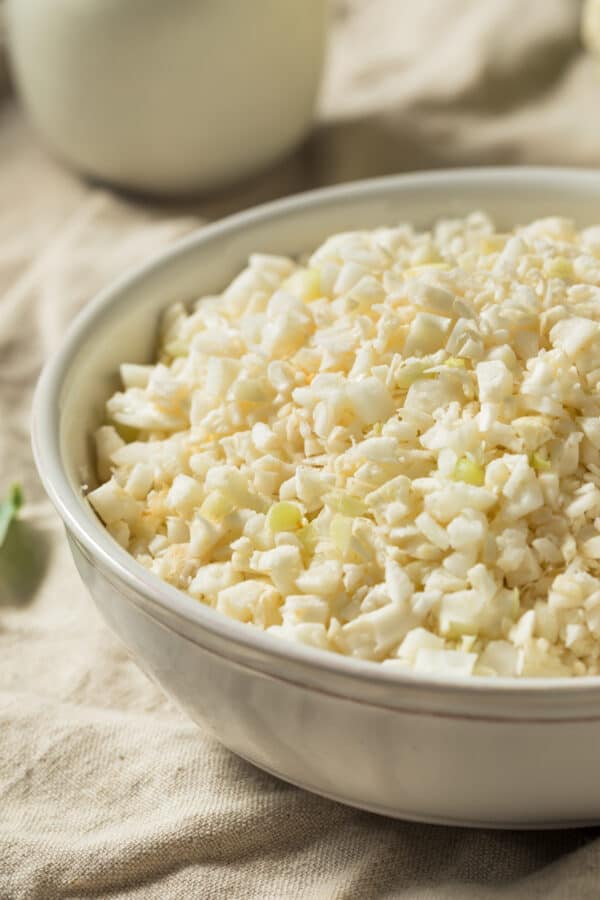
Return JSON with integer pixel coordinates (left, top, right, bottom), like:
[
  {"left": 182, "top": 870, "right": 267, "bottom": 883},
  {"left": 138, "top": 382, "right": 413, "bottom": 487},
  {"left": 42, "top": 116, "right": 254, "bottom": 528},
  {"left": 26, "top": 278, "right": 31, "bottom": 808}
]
[{"left": 230, "top": 744, "right": 600, "bottom": 831}]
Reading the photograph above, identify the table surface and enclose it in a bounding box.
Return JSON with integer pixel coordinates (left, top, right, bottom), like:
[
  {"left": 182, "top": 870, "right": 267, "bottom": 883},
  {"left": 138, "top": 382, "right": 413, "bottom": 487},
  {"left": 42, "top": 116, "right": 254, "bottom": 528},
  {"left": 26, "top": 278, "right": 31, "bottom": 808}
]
[{"left": 3, "top": 1, "right": 600, "bottom": 897}]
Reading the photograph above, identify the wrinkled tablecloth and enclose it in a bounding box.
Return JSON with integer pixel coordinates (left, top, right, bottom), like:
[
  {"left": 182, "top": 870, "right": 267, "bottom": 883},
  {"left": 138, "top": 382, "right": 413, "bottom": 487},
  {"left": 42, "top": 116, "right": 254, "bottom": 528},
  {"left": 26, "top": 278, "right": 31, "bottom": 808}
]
[{"left": 3, "top": 1, "right": 600, "bottom": 897}]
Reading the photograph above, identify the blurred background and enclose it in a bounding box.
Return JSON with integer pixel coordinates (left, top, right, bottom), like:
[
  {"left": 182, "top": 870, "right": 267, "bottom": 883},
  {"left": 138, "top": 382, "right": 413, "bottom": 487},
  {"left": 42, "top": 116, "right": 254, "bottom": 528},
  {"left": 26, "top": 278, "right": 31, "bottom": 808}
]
[{"left": 1, "top": 0, "right": 600, "bottom": 220}]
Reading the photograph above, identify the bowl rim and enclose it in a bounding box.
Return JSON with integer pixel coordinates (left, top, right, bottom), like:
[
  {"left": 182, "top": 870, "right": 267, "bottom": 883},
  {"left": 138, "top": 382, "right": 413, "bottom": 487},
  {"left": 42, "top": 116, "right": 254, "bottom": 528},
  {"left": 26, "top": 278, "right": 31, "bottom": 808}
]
[{"left": 31, "top": 165, "right": 600, "bottom": 698}]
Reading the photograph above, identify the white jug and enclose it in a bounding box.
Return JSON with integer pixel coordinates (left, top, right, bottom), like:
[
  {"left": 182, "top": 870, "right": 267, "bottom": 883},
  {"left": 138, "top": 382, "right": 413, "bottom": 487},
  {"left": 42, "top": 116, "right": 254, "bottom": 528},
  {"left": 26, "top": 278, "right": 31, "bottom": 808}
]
[{"left": 5, "top": 0, "right": 328, "bottom": 195}]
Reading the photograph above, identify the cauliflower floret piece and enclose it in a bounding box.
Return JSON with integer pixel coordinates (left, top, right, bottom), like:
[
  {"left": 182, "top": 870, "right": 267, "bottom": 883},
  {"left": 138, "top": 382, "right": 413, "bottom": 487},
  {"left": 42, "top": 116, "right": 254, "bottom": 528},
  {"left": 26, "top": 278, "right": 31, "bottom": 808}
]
[
  {"left": 166, "top": 474, "right": 205, "bottom": 517},
  {"left": 217, "top": 580, "right": 280, "bottom": 625},
  {"left": 475, "top": 360, "right": 513, "bottom": 403},
  {"left": 549, "top": 316, "right": 600, "bottom": 358},
  {"left": 250, "top": 546, "right": 303, "bottom": 595},
  {"left": 340, "top": 601, "right": 420, "bottom": 658},
  {"left": 415, "top": 512, "right": 450, "bottom": 550},
  {"left": 189, "top": 514, "right": 222, "bottom": 559},
  {"left": 406, "top": 281, "right": 456, "bottom": 317},
  {"left": 294, "top": 466, "right": 335, "bottom": 512},
  {"left": 404, "top": 374, "right": 463, "bottom": 415},
  {"left": 495, "top": 528, "right": 528, "bottom": 574},
  {"left": 384, "top": 560, "right": 414, "bottom": 604},
  {"left": 438, "top": 590, "right": 487, "bottom": 637},
  {"left": 280, "top": 594, "right": 330, "bottom": 626},
  {"left": 88, "top": 479, "right": 141, "bottom": 525},
  {"left": 579, "top": 417, "right": 600, "bottom": 450},
  {"left": 120, "top": 363, "right": 154, "bottom": 389},
  {"left": 167, "top": 517, "right": 189, "bottom": 544},
  {"left": 205, "top": 466, "right": 258, "bottom": 509},
  {"left": 205, "top": 358, "right": 241, "bottom": 399},
  {"left": 477, "top": 641, "right": 520, "bottom": 676},
  {"left": 125, "top": 463, "right": 154, "bottom": 500},
  {"left": 251, "top": 422, "right": 278, "bottom": 453},
  {"left": 500, "top": 455, "right": 544, "bottom": 519},
  {"left": 295, "top": 559, "right": 343, "bottom": 595},
  {"left": 107, "top": 386, "right": 187, "bottom": 431},
  {"left": 347, "top": 377, "right": 395, "bottom": 427},
  {"left": 396, "top": 628, "right": 445, "bottom": 662},
  {"left": 404, "top": 312, "right": 452, "bottom": 355},
  {"left": 424, "top": 483, "right": 496, "bottom": 522},
  {"left": 446, "top": 511, "right": 486, "bottom": 551},
  {"left": 189, "top": 563, "right": 241, "bottom": 600}
]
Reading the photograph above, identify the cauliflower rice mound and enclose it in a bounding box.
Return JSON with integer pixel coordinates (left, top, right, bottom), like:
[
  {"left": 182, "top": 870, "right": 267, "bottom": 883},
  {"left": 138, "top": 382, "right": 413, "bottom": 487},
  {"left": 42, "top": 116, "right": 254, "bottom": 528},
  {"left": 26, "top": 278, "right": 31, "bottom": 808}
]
[{"left": 89, "top": 213, "right": 600, "bottom": 678}]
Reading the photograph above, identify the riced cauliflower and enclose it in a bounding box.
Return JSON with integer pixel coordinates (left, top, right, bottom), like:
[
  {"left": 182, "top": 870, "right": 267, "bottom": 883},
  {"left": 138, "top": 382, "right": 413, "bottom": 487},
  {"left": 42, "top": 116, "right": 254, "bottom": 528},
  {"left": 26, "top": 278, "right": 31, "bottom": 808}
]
[{"left": 89, "top": 212, "right": 600, "bottom": 678}]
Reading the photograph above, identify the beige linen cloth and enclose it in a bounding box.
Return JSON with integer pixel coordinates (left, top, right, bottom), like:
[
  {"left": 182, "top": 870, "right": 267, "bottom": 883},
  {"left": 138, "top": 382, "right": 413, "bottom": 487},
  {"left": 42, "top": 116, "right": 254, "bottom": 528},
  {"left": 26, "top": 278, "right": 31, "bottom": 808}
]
[{"left": 4, "top": 1, "right": 600, "bottom": 898}]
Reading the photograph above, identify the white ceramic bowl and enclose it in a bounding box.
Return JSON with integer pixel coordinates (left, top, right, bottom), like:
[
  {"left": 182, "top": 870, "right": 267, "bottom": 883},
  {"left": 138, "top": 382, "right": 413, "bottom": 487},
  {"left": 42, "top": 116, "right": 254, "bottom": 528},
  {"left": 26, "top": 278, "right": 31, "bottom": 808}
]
[{"left": 32, "top": 169, "right": 600, "bottom": 828}]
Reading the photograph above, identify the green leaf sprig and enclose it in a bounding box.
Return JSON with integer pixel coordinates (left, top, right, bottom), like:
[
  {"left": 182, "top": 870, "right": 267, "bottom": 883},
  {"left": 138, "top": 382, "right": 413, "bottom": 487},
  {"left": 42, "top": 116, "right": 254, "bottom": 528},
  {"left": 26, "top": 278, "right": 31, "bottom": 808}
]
[{"left": 0, "top": 484, "right": 23, "bottom": 547}]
